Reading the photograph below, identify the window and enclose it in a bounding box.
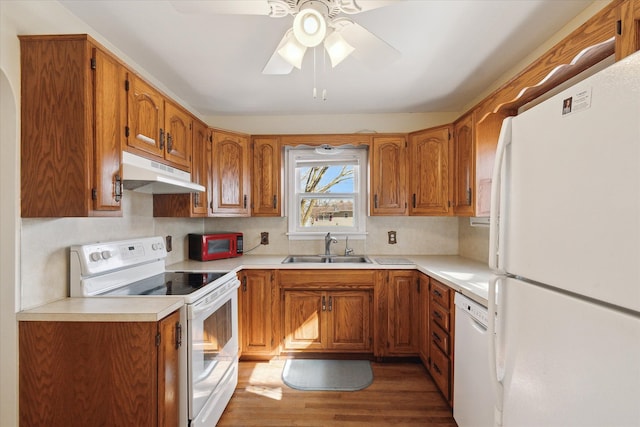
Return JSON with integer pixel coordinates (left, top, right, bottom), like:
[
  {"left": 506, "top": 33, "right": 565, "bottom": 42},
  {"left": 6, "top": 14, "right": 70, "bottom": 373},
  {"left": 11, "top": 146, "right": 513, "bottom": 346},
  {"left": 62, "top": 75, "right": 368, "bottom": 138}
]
[{"left": 286, "top": 146, "right": 367, "bottom": 238}]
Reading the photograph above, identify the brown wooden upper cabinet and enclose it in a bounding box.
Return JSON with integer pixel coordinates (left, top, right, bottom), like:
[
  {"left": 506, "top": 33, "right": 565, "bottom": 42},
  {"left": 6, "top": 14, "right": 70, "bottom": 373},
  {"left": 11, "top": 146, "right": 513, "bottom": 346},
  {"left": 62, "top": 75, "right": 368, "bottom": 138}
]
[
  {"left": 211, "top": 130, "right": 251, "bottom": 216},
  {"left": 251, "top": 137, "right": 281, "bottom": 216},
  {"left": 453, "top": 112, "right": 475, "bottom": 216},
  {"left": 370, "top": 136, "right": 408, "bottom": 215},
  {"left": 408, "top": 125, "right": 453, "bottom": 216},
  {"left": 152, "top": 118, "right": 209, "bottom": 217},
  {"left": 615, "top": 0, "right": 640, "bottom": 61},
  {"left": 20, "top": 35, "right": 124, "bottom": 217},
  {"left": 126, "top": 74, "right": 192, "bottom": 171}
]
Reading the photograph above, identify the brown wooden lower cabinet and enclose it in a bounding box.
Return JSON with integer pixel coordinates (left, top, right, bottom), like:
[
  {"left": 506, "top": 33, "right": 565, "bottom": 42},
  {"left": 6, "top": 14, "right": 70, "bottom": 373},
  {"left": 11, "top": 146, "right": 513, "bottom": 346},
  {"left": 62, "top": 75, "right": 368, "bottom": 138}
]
[
  {"left": 426, "top": 278, "right": 456, "bottom": 405},
  {"left": 387, "top": 270, "right": 420, "bottom": 355},
  {"left": 239, "top": 270, "right": 280, "bottom": 358},
  {"left": 279, "top": 270, "right": 374, "bottom": 354},
  {"left": 19, "top": 310, "right": 181, "bottom": 427}
]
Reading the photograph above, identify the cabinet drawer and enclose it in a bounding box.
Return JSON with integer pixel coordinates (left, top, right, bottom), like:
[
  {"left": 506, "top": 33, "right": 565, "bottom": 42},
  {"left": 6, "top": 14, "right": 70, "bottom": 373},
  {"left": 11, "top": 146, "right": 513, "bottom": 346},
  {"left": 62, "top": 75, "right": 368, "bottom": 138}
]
[
  {"left": 429, "top": 341, "right": 451, "bottom": 399},
  {"left": 430, "top": 319, "right": 450, "bottom": 356},
  {"left": 430, "top": 279, "right": 451, "bottom": 309},
  {"left": 431, "top": 303, "right": 450, "bottom": 333}
]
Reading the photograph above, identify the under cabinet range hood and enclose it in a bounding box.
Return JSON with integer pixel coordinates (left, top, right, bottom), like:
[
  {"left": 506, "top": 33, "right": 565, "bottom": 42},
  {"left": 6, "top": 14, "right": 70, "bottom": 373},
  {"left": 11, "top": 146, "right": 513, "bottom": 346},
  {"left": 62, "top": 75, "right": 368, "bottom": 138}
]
[{"left": 121, "top": 151, "right": 205, "bottom": 194}]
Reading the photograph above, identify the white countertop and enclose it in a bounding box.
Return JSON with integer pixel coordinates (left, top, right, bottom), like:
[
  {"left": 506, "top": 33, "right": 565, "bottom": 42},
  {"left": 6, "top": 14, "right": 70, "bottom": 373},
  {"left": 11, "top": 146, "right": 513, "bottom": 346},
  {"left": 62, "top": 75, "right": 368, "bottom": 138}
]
[
  {"left": 168, "top": 254, "right": 494, "bottom": 306},
  {"left": 17, "top": 297, "right": 184, "bottom": 322}
]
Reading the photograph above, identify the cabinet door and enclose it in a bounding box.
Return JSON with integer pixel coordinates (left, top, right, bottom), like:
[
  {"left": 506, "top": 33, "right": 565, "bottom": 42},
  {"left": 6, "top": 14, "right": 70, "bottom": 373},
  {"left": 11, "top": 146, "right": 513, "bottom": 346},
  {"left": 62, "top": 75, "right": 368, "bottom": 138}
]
[
  {"left": 190, "top": 120, "right": 209, "bottom": 215},
  {"left": 127, "top": 74, "right": 165, "bottom": 158},
  {"left": 251, "top": 137, "right": 281, "bottom": 216},
  {"left": 19, "top": 313, "right": 182, "bottom": 426},
  {"left": 387, "top": 271, "right": 419, "bottom": 354},
  {"left": 453, "top": 113, "right": 475, "bottom": 216},
  {"left": 240, "top": 270, "right": 279, "bottom": 356},
  {"left": 615, "top": 0, "right": 640, "bottom": 60},
  {"left": 328, "top": 290, "right": 372, "bottom": 351},
  {"left": 370, "top": 136, "right": 408, "bottom": 215},
  {"left": 92, "top": 47, "right": 124, "bottom": 212},
  {"left": 211, "top": 130, "right": 251, "bottom": 216},
  {"left": 157, "top": 310, "right": 180, "bottom": 427},
  {"left": 283, "top": 290, "right": 325, "bottom": 351},
  {"left": 164, "top": 101, "right": 192, "bottom": 170},
  {"left": 409, "top": 126, "right": 452, "bottom": 215}
]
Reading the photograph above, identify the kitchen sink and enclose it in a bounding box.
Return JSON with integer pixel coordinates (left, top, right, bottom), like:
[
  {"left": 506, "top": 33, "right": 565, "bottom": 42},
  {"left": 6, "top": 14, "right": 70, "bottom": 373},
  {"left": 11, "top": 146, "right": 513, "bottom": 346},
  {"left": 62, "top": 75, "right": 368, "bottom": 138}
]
[{"left": 282, "top": 255, "right": 372, "bottom": 264}]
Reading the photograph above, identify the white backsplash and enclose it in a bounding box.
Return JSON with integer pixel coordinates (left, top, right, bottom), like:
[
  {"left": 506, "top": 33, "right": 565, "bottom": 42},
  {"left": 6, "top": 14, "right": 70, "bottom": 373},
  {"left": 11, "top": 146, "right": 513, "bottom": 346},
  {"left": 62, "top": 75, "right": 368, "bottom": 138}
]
[{"left": 204, "top": 215, "right": 459, "bottom": 256}]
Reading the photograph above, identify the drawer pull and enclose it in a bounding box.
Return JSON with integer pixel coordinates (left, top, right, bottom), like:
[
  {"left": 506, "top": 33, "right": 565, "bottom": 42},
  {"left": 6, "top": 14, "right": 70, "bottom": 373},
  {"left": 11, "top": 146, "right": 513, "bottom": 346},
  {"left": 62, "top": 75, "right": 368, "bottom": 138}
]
[
  {"left": 433, "top": 310, "right": 443, "bottom": 320},
  {"left": 433, "top": 362, "right": 442, "bottom": 374},
  {"left": 432, "top": 332, "right": 442, "bottom": 342},
  {"left": 433, "top": 289, "right": 442, "bottom": 298}
]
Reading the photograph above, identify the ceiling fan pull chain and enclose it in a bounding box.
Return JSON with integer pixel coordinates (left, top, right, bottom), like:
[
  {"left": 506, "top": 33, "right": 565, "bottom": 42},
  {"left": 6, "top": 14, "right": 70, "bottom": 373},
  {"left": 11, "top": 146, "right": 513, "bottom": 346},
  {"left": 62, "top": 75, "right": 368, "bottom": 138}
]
[{"left": 313, "top": 46, "right": 317, "bottom": 99}]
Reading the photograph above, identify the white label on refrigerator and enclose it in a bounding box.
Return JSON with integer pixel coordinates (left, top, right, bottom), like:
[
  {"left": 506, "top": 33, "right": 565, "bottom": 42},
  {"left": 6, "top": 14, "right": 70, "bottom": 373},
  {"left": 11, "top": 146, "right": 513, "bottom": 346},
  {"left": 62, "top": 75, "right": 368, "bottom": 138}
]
[{"left": 561, "top": 87, "right": 592, "bottom": 116}]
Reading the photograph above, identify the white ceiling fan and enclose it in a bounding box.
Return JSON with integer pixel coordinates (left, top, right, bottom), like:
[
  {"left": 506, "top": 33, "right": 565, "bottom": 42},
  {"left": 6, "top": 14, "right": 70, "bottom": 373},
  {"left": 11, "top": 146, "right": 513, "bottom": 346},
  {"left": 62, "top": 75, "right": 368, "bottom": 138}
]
[{"left": 170, "top": 0, "right": 402, "bottom": 74}]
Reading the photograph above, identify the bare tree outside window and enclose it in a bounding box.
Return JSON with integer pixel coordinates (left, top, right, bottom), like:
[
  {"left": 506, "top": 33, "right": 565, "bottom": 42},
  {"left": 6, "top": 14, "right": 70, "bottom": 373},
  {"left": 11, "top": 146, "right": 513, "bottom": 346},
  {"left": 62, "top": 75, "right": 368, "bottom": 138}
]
[{"left": 299, "top": 165, "right": 354, "bottom": 227}]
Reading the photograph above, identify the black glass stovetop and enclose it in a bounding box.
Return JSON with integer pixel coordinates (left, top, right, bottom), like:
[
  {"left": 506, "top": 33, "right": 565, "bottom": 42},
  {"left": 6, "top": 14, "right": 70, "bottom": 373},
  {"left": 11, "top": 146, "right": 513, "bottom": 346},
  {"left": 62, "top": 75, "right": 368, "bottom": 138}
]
[{"left": 101, "top": 272, "right": 229, "bottom": 296}]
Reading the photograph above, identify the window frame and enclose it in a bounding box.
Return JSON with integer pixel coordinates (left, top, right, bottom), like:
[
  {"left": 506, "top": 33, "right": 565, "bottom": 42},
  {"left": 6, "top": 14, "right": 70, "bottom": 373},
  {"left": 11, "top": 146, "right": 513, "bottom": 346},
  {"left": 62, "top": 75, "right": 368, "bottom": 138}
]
[{"left": 285, "top": 146, "right": 368, "bottom": 240}]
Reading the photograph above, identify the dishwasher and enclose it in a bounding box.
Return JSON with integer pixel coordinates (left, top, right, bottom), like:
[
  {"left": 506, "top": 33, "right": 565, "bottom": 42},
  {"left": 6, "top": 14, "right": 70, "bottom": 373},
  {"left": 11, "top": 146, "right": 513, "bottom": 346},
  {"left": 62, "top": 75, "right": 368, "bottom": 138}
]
[{"left": 453, "top": 292, "right": 496, "bottom": 427}]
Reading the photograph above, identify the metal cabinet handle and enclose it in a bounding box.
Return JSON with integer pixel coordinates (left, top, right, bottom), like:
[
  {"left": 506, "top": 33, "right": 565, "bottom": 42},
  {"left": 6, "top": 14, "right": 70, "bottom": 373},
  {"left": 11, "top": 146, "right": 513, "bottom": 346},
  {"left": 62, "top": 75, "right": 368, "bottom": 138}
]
[
  {"left": 467, "top": 187, "right": 472, "bottom": 205},
  {"left": 159, "top": 128, "right": 165, "bottom": 150},
  {"left": 432, "top": 331, "right": 442, "bottom": 343},
  {"left": 412, "top": 193, "right": 416, "bottom": 208},
  {"left": 243, "top": 195, "right": 247, "bottom": 209},
  {"left": 114, "top": 174, "right": 122, "bottom": 202},
  {"left": 322, "top": 296, "right": 326, "bottom": 311},
  {"left": 175, "top": 322, "right": 182, "bottom": 349},
  {"left": 374, "top": 194, "right": 378, "bottom": 209},
  {"left": 167, "top": 133, "right": 173, "bottom": 153},
  {"left": 328, "top": 296, "right": 333, "bottom": 312},
  {"left": 272, "top": 195, "right": 277, "bottom": 209},
  {"left": 433, "top": 310, "right": 442, "bottom": 320}
]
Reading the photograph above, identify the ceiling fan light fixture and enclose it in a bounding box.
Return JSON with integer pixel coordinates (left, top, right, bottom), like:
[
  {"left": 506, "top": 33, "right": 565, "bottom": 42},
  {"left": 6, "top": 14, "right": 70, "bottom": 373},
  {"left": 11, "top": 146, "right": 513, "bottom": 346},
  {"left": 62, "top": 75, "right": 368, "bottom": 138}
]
[
  {"left": 277, "top": 33, "right": 307, "bottom": 69},
  {"left": 324, "top": 30, "right": 355, "bottom": 67},
  {"left": 293, "top": 8, "right": 327, "bottom": 47}
]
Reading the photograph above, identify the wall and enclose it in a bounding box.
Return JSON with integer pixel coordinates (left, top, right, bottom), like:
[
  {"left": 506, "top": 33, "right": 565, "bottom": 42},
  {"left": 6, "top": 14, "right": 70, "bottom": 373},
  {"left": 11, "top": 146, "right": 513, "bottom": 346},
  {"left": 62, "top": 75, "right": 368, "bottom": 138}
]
[{"left": 206, "top": 112, "right": 458, "bottom": 135}]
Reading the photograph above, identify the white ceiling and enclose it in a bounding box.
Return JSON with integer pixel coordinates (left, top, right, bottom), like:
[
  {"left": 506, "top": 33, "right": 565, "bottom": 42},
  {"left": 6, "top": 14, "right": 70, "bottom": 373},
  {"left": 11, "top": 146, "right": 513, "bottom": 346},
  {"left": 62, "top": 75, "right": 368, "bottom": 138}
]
[{"left": 59, "top": 0, "right": 595, "bottom": 116}]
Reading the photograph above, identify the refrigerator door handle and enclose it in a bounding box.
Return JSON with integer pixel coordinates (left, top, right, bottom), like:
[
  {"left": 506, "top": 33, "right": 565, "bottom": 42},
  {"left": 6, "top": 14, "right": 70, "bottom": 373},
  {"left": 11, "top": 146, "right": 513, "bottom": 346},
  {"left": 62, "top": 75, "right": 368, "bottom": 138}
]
[
  {"left": 489, "top": 117, "right": 512, "bottom": 273},
  {"left": 488, "top": 275, "right": 504, "bottom": 427}
]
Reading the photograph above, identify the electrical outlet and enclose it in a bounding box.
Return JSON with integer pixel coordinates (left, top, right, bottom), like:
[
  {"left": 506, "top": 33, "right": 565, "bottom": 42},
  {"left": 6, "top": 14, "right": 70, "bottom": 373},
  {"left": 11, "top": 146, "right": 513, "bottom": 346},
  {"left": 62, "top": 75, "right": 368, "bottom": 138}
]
[
  {"left": 388, "top": 231, "right": 397, "bottom": 245},
  {"left": 260, "top": 231, "right": 269, "bottom": 245}
]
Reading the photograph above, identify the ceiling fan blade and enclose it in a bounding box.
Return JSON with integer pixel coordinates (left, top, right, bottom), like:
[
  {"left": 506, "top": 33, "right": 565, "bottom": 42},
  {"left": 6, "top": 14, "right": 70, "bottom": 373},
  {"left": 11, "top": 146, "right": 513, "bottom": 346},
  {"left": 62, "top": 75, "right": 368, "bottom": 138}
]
[
  {"left": 169, "top": 1, "right": 271, "bottom": 15},
  {"left": 333, "top": 18, "right": 400, "bottom": 68},
  {"left": 263, "top": 30, "right": 300, "bottom": 75},
  {"left": 338, "top": 0, "right": 404, "bottom": 14}
]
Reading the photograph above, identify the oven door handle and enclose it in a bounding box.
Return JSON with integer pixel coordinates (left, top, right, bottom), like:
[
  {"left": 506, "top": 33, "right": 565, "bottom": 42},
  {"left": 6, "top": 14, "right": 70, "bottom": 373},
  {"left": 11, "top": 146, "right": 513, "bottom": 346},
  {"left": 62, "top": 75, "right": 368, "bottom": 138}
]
[{"left": 190, "top": 280, "right": 240, "bottom": 319}]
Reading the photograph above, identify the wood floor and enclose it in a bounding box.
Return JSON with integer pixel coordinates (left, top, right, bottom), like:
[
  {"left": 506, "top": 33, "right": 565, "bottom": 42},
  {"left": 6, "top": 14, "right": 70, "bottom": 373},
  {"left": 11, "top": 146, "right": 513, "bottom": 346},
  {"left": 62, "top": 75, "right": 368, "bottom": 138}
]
[{"left": 217, "top": 360, "right": 458, "bottom": 426}]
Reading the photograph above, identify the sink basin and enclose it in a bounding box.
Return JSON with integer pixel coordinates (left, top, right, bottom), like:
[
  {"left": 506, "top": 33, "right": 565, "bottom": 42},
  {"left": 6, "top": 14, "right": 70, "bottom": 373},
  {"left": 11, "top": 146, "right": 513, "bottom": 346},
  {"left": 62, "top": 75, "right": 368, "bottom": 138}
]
[{"left": 282, "top": 255, "right": 372, "bottom": 264}]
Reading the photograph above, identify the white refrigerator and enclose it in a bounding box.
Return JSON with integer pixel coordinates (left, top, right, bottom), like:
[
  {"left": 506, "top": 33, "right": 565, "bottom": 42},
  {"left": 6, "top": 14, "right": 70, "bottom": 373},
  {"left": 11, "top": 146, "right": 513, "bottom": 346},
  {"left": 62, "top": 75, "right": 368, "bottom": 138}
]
[{"left": 488, "top": 50, "right": 640, "bottom": 427}]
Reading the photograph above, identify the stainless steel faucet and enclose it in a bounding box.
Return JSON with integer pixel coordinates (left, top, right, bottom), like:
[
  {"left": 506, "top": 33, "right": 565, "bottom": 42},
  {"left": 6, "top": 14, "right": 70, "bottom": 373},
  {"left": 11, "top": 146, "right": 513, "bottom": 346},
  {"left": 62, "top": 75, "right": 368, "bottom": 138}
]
[{"left": 324, "top": 232, "right": 338, "bottom": 256}]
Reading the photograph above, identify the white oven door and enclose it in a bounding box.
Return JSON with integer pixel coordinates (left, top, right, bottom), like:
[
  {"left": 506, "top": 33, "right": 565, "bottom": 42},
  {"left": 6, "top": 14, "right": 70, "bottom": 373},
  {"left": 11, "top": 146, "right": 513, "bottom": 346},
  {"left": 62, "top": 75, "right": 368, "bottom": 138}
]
[{"left": 187, "top": 280, "right": 239, "bottom": 421}]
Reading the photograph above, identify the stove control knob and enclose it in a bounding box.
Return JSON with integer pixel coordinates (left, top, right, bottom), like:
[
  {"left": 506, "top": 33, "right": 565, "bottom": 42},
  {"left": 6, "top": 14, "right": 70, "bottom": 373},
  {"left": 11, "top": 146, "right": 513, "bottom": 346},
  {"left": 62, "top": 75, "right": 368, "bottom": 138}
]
[
  {"left": 101, "top": 250, "right": 112, "bottom": 260},
  {"left": 90, "top": 252, "right": 102, "bottom": 262},
  {"left": 152, "top": 243, "right": 163, "bottom": 251}
]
